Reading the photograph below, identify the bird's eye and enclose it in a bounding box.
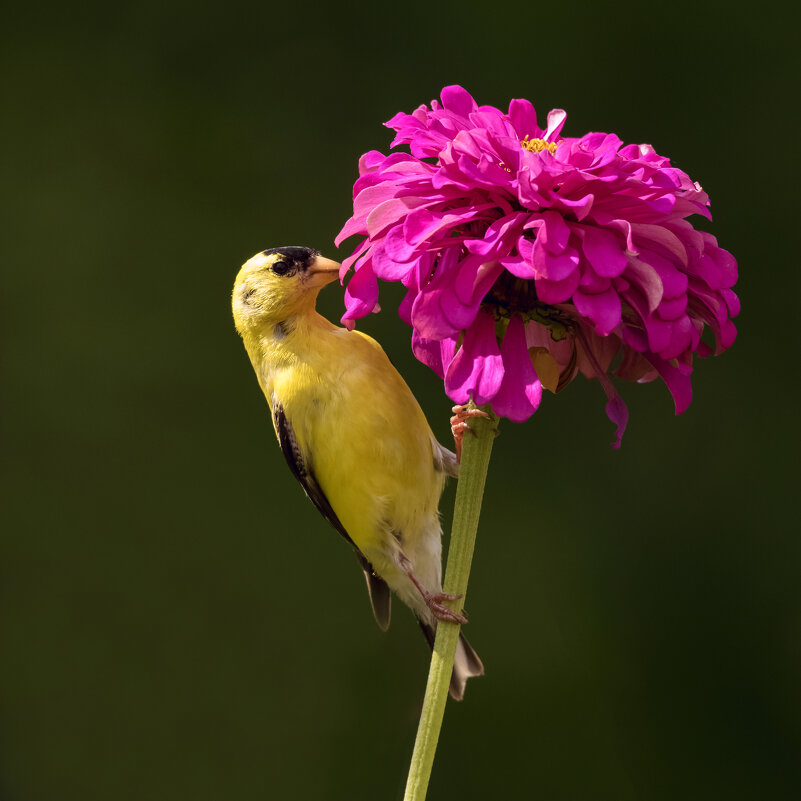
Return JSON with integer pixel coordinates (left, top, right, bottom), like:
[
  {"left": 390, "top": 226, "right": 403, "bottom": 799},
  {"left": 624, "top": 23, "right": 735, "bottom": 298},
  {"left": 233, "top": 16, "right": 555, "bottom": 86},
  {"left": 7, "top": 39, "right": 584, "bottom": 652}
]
[{"left": 271, "top": 260, "right": 292, "bottom": 276}]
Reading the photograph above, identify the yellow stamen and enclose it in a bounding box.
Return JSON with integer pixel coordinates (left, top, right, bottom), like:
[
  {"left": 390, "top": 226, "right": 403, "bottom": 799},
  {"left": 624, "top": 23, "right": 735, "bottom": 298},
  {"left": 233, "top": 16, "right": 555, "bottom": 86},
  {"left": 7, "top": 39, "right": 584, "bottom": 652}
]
[{"left": 521, "top": 135, "right": 557, "bottom": 155}]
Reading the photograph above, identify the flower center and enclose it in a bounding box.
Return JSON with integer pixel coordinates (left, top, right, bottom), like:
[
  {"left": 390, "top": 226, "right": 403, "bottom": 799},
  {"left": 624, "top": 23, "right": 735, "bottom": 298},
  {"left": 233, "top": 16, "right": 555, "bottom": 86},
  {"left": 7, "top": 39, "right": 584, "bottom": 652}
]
[{"left": 521, "top": 135, "right": 557, "bottom": 155}]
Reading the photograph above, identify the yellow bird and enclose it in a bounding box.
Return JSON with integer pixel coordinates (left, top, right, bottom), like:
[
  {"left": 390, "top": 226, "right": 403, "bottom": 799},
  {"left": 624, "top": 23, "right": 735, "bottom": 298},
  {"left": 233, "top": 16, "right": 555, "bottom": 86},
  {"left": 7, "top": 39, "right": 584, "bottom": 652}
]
[{"left": 232, "top": 246, "right": 483, "bottom": 700}]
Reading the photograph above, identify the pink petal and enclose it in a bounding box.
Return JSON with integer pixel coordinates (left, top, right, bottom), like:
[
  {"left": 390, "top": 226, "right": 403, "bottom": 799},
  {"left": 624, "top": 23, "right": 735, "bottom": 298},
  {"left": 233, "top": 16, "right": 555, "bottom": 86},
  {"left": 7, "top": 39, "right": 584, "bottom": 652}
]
[
  {"left": 358, "top": 150, "right": 387, "bottom": 174},
  {"left": 540, "top": 211, "right": 571, "bottom": 254},
  {"left": 465, "top": 213, "right": 528, "bottom": 257},
  {"left": 335, "top": 214, "right": 366, "bottom": 247},
  {"left": 500, "top": 254, "right": 537, "bottom": 279},
  {"left": 554, "top": 192, "right": 594, "bottom": 221},
  {"left": 371, "top": 244, "right": 416, "bottom": 282},
  {"left": 491, "top": 317, "right": 542, "bottom": 422},
  {"left": 722, "top": 288, "right": 741, "bottom": 317},
  {"left": 338, "top": 238, "right": 371, "bottom": 280},
  {"left": 544, "top": 108, "right": 567, "bottom": 140},
  {"left": 580, "top": 226, "right": 628, "bottom": 277},
  {"left": 604, "top": 395, "right": 629, "bottom": 450},
  {"left": 453, "top": 256, "right": 504, "bottom": 306},
  {"left": 412, "top": 330, "right": 457, "bottom": 379},
  {"left": 403, "top": 205, "right": 494, "bottom": 248},
  {"left": 638, "top": 249, "right": 688, "bottom": 298},
  {"left": 398, "top": 284, "right": 417, "bottom": 325},
  {"left": 630, "top": 223, "right": 688, "bottom": 267},
  {"left": 366, "top": 196, "right": 434, "bottom": 238},
  {"left": 508, "top": 97, "right": 540, "bottom": 138},
  {"left": 645, "top": 354, "right": 693, "bottom": 414},
  {"left": 573, "top": 288, "right": 622, "bottom": 335},
  {"left": 532, "top": 238, "right": 580, "bottom": 281},
  {"left": 410, "top": 285, "right": 460, "bottom": 340},
  {"left": 440, "top": 85, "right": 477, "bottom": 117},
  {"left": 625, "top": 257, "right": 664, "bottom": 313},
  {"left": 341, "top": 260, "right": 379, "bottom": 323},
  {"left": 535, "top": 270, "right": 581, "bottom": 304},
  {"left": 644, "top": 317, "right": 673, "bottom": 354},
  {"left": 444, "top": 311, "right": 504, "bottom": 405},
  {"left": 659, "top": 315, "right": 695, "bottom": 361},
  {"left": 578, "top": 267, "right": 611, "bottom": 294},
  {"left": 657, "top": 295, "right": 688, "bottom": 320},
  {"left": 576, "top": 327, "right": 628, "bottom": 449},
  {"left": 383, "top": 224, "right": 418, "bottom": 263}
]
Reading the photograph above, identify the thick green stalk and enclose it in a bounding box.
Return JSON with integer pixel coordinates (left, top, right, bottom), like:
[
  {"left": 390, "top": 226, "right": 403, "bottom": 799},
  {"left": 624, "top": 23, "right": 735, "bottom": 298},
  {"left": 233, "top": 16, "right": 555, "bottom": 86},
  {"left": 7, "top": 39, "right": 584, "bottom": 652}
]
[{"left": 403, "top": 402, "right": 497, "bottom": 801}]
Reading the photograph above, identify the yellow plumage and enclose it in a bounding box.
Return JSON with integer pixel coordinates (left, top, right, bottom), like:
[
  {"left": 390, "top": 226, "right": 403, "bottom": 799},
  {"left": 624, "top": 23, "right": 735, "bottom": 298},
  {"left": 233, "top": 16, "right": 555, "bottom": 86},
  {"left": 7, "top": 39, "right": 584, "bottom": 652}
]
[{"left": 232, "top": 246, "right": 483, "bottom": 699}]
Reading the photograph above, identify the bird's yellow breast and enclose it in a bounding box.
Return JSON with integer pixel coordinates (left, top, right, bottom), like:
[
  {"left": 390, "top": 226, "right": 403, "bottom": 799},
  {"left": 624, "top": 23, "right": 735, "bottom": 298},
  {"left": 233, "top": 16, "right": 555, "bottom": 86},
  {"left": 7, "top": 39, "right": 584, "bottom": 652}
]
[{"left": 246, "top": 315, "right": 443, "bottom": 557}]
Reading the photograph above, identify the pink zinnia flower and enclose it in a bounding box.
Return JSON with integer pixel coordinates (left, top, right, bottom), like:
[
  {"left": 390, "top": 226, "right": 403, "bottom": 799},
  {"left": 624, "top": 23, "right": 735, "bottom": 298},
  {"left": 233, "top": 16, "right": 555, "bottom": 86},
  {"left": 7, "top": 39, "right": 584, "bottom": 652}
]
[{"left": 336, "top": 86, "right": 739, "bottom": 446}]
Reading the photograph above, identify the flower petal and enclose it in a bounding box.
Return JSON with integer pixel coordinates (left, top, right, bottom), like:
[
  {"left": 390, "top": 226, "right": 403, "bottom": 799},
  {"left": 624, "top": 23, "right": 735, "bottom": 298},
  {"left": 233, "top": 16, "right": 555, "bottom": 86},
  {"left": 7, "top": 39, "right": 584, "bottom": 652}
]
[
  {"left": 440, "top": 85, "right": 477, "bottom": 117},
  {"left": 444, "top": 311, "right": 504, "bottom": 405},
  {"left": 576, "top": 328, "right": 628, "bottom": 449},
  {"left": 412, "top": 330, "right": 457, "bottom": 379},
  {"left": 645, "top": 354, "right": 693, "bottom": 414},
  {"left": 580, "top": 226, "right": 628, "bottom": 277},
  {"left": 532, "top": 238, "right": 580, "bottom": 282},
  {"left": 573, "top": 288, "right": 622, "bottom": 335},
  {"left": 540, "top": 211, "right": 571, "bottom": 254},
  {"left": 491, "top": 317, "right": 542, "bottom": 422},
  {"left": 341, "top": 260, "right": 379, "bottom": 324},
  {"left": 544, "top": 108, "right": 567, "bottom": 140},
  {"left": 366, "top": 196, "right": 435, "bottom": 239},
  {"left": 508, "top": 97, "right": 540, "bottom": 139}
]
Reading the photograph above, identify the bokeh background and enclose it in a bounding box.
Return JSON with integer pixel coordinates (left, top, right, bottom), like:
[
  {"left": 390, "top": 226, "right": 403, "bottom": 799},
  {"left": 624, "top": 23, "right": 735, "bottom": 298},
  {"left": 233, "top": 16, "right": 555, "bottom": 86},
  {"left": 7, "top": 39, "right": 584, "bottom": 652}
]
[{"left": 2, "top": 2, "right": 799, "bottom": 799}]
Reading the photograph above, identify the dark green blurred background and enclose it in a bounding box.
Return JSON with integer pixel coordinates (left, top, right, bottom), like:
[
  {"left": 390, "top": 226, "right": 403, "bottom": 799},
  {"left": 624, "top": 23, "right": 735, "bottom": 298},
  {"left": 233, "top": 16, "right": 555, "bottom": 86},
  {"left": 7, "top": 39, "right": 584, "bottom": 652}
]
[{"left": 2, "top": 2, "right": 799, "bottom": 799}]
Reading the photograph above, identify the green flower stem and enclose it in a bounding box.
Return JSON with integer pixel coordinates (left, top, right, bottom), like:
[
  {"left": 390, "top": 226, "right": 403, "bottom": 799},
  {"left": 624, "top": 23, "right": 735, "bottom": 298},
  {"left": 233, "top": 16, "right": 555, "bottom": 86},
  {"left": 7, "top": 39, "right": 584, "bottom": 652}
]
[{"left": 403, "top": 402, "right": 498, "bottom": 801}]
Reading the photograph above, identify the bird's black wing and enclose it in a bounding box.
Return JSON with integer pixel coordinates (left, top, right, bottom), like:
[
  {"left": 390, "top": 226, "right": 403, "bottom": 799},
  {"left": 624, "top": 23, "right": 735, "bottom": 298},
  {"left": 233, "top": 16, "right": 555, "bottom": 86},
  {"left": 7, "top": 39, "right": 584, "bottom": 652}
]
[
  {"left": 272, "top": 402, "right": 391, "bottom": 631},
  {"left": 272, "top": 402, "right": 349, "bottom": 542}
]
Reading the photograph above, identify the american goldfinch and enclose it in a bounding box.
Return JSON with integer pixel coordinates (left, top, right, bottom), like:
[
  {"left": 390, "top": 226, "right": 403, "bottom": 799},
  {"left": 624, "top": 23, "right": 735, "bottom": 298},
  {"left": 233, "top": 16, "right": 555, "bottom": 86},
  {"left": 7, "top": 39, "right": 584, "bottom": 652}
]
[{"left": 232, "top": 246, "right": 484, "bottom": 700}]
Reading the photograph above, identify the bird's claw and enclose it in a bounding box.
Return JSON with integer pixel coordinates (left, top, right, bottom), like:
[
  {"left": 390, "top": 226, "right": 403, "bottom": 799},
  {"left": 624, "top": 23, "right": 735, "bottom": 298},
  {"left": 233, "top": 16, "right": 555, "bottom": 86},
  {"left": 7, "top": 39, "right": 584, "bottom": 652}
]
[
  {"left": 432, "top": 590, "right": 463, "bottom": 602},
  {"left": 406, "top": 570, "right": 468, "bottom": 624},
  {"left": 427, "top": 593, "right": 468, "bottom": 625},
  {"left": 450, "top": 405, "right": 491, "bottom": 463}
]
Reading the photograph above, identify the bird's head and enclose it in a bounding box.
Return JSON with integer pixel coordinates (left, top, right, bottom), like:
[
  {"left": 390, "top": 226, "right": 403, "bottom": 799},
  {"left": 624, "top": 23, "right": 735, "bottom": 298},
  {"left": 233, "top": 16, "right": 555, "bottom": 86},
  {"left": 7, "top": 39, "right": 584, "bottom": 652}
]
[{"left": 232, "top": 246, "right": 341, "bottom": 332}]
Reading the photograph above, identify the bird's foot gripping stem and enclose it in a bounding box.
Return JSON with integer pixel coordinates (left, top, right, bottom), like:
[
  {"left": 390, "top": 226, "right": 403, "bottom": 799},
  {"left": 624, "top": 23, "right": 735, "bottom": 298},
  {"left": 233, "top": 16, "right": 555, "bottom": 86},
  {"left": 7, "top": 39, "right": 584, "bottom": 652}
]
[
  {"left": 407, "top": 571, "right": 468, "bottom": 625},
  {"left": 450, "top": 405, "right": 491, "bottom": 463}
]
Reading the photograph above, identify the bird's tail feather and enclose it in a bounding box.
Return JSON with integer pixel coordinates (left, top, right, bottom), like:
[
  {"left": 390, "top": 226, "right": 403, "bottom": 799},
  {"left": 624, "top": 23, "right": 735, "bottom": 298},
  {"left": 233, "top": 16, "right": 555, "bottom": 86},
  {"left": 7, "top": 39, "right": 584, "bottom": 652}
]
[{"left": 417, "top": 619, "right": 484, "bottom": 701}]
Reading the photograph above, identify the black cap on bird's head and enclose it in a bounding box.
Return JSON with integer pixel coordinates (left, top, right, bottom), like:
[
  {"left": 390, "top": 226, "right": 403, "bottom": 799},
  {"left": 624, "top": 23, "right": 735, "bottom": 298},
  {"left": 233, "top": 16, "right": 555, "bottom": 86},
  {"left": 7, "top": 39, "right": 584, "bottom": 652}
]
[
  {"left": 232, "top": 246, "right": 341, "bottom": 331},
  {"left": 259, "top": 246, "right": 318, "bottom": 276}
]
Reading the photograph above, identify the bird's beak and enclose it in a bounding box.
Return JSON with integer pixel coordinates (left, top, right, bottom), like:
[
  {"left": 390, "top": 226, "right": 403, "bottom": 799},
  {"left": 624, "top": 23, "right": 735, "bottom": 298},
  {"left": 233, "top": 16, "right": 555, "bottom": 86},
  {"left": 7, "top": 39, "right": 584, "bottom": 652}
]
[{"left": 307, "top": 255, "right": 341, "bottom": 286}]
